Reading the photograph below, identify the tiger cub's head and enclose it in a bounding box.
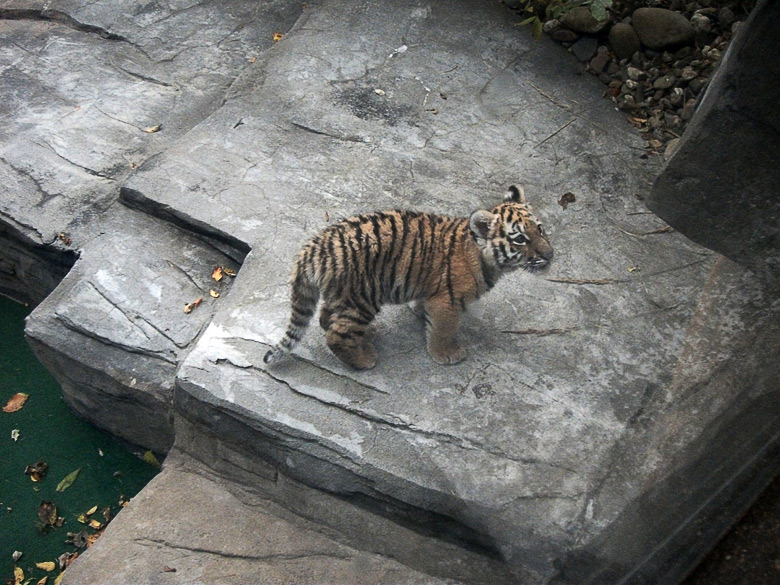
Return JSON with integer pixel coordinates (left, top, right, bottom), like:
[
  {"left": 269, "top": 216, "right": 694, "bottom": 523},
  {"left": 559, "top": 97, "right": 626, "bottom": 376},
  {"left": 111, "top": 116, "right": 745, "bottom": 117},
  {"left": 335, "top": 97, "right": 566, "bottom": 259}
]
[{"left": 469, "top": 185, "right": 553, "bottom": 273}]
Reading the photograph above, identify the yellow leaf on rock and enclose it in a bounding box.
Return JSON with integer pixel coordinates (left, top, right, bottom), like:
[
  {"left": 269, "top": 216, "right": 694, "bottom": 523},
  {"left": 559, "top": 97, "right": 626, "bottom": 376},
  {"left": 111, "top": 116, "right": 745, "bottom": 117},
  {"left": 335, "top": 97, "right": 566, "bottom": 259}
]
[
  {"left": 209, "top": 290, "right": 220, "bottom": 298},
  {"left": 211, "top": 266, "right": 224, "bottom": 281},
  {"left": 143, "top": 124, "right": 161, "bottom": 133},
  {"left": 36, "top": 562, "right": 56, "bottom": 572},
  {"left": 273, "top": 32, "right": 283, "bottom": 42},
  {"left": 3, "top": 393, "right": 29, "bottom": 413}
]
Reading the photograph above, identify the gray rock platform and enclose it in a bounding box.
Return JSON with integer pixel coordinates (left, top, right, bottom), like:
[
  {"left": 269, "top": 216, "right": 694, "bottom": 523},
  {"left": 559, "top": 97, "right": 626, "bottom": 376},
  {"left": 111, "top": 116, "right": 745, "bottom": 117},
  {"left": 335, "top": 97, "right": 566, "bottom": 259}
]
[{"left": 2, "top": 0, "right": 779, "bottom": 584}]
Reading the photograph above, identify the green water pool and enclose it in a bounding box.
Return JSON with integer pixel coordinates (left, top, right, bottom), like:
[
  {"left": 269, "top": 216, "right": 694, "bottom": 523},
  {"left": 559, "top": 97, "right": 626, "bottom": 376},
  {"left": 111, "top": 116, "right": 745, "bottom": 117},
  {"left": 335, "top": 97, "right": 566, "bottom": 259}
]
[{"left": 0, "top": 295, "right": 160, "bottom": 583}]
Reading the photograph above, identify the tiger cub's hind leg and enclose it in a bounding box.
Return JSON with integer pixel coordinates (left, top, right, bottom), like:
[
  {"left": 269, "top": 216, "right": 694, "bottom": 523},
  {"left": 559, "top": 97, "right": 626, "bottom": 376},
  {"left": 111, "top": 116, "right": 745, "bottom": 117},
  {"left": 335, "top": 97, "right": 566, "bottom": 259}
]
[
  {"left": 324, "top": 308, "right": 378, "bottom": 370},
  {"left": 422, "top": 296, "right": 466, "bottom": 365}
]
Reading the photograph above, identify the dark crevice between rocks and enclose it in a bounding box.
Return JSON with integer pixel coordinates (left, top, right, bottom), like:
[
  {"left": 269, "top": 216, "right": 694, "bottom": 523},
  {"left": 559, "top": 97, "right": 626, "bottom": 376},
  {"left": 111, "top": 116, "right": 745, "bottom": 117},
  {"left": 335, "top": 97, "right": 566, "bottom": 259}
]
[
  {"left": 337, "top": 490, "right": 503, "bottom": 561},
  {"left": 120, "top": 186, "right": 250, "bottom": 265},
  {"left": 0, "top": 222, "right": 78, "bottom": 306},
  {"left": 0, "top": 8, "right": 129, "bottom": 42}
]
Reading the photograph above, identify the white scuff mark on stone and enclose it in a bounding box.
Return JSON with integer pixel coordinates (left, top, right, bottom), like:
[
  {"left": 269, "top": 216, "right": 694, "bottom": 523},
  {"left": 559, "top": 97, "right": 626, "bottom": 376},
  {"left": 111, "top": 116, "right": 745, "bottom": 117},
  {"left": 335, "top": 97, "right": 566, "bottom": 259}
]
[
  {"left": 329, "top": 430, "right": 365, "bottom": 457},
  {"left": 192, "top": 323, "right": 252, "bottom": 368},
  {"left": 410, "top": 7, "right": 430, "bottom": 19},
  {"left": 274, "top": 412, "right": 320, "bottom": 439},
  {"left": 585, "top": 498, "right": 595, "bottom": 521},
  {"left": 388, "top": 44, "right": 408, "bottom": 58}
]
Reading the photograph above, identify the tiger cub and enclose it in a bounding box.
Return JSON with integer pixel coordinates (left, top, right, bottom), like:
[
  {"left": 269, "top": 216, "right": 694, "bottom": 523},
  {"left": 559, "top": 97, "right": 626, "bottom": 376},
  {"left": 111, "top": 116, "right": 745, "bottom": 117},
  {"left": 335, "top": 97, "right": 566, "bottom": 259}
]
[{"left": 264, "top": 185, "right": 552, "bottom": 369}]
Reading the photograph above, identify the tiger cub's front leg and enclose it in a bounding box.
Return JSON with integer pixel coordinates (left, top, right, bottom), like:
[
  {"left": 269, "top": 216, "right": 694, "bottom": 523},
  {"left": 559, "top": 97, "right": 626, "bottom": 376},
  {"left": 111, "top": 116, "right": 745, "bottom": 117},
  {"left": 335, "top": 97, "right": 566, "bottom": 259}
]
[{"left": 422, "top": 296, "right": 467, "bottom": 365}]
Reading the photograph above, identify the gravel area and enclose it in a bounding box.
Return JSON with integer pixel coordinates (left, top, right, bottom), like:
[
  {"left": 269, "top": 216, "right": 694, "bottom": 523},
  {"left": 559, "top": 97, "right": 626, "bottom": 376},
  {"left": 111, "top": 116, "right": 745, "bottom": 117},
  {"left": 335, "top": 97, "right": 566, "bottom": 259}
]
[{"left": 521, "top": 0, "right": 758, "bottom": 155}]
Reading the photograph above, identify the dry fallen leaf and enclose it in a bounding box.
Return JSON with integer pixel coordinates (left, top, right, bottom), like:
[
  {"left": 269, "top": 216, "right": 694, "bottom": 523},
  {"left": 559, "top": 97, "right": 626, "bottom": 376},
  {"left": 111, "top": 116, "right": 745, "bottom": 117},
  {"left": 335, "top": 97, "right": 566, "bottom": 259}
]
[
  {"left": 209, "top": 289, "right": 220, "bottom": 299},
  {"left": 14, "top": 566, "right": 23, "bottom": 585},
  {"left": 36, "top": 576, "right": 48, "bottom": 585},
  {"left": 222, "top": 267, "right": 237, "bottom": 277},
  {"left": 11, "top": 428, "right": 20, "bottom": 441},
  {"left": 38, "top": 501, "right": 58, "bottom": 527},
  {"left": 36, "top": 562, "right": 56, "bottom": 572},
  {"left": 249, "top": 56, "right": 257, "bottom": 63},
  {"left": 86, "top": 530, "right": 103, "bottom": 547},
  {"left": 88, "top": 519, "right": 102, "bottom": 530},
  {"left": 273, "top": 32, "right": 283, "bottom": 42},
  {"left": 183, "top": 297, "right": 203, "bottom": 314},
  {"left": 3, "top": 393, "right": 29, "bottom": 413},
  {"left": 143, "top": 124, "right": 162, "bottom": 133},
  {"left": 25, "top": 460, "right": 49, "bottom": 482},
  {"left": 212, "top": 266, "right": 224, "bottom": 281},
  {"left": 558, "top": 192, "right": 576, "bottom": 210},
  {"left": 86, "top": 505, "right": 98, "bottom": 516},
  {"left": 65, "top": 530, "right": 89, "bottom": 549},
  {"left": 163, "top": 566, "right": 177, "bottom": 573}
]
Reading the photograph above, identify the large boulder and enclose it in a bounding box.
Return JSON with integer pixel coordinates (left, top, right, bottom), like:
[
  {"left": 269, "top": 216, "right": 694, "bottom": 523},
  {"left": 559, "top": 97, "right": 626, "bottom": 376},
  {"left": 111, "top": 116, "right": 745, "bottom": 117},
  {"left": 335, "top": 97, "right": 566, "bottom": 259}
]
[
  {"left": 646, "top": 0, "right": 780, "bottom": 283},
  {"left": 632, "top": 7, "right": 695, "bottom": 49}
]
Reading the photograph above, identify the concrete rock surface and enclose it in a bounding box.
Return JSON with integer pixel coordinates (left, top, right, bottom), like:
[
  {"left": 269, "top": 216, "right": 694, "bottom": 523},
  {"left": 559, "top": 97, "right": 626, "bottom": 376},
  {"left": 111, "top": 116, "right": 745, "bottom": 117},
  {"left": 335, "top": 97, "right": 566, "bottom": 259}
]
[{"left": 1, "top": 0, "right": 778, "bottom": 583}]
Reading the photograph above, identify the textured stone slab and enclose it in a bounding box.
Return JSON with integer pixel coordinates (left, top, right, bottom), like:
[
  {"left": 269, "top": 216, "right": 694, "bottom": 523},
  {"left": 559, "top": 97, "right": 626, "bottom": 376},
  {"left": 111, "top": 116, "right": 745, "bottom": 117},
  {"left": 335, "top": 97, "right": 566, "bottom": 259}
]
[
  {"left": 0, "top": 0, "right": 304, "bottom": 300},
  {"left": 60, "top": 450, "right": 466, "bottom": 585},
  {"left": 25, "top": 206, "right": 242, "bottom": 453},
  {"left": 110, "top": 0, "right": 778, "bottom": 580}
]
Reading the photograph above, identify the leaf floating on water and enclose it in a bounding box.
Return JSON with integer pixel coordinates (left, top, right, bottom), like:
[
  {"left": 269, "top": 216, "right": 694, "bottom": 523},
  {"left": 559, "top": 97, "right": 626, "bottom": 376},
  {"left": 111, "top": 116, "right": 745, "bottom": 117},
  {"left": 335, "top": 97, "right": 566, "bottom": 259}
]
[
  {"left": 142, "top": 450, "right": 161, "bottom": 468},
  {"left": 11, "top": 429, "right": 20, "bottom": 441},
  {"left": 37, "top": 501, "right": 58, "bottom": 527},
  {"left": 56, "top": 468, "right": 81, "bottom": 492},
  {"left": 65, "top": 530, "right": 89, "bottom": 549},
  {"left": 3, "top": 393, "right": 29, "bottom": 413},
  {"left": 36, "top": 577, "right": 48, "bottom": 585},
  {"left": 25, "top": 460, "right": 49, "bottom": 482},
  {"left": 12, "top": 551, "right": 23, "bottom": 562},
  {"left": 13, "top": 566, "right": 23, "bottom": 585},
  {"left": 86, "top": 505, "right": 98, "bottom": 516},
  {"left": 88, "top": 518, "right": 103, "bottom": 530},
  {"left": 36, "top": 562, "right": 56, "bottom": 572}
]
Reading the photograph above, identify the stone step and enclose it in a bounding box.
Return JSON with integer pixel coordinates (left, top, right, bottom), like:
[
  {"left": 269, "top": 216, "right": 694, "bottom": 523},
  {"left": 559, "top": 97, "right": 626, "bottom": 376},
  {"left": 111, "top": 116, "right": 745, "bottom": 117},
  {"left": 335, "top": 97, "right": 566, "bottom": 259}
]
[
  {"left": 60, "top": 449, "right": 470, "bottom": 585},
  {"left": 25, "top": 205, "right": 243, "bottom": 453}
]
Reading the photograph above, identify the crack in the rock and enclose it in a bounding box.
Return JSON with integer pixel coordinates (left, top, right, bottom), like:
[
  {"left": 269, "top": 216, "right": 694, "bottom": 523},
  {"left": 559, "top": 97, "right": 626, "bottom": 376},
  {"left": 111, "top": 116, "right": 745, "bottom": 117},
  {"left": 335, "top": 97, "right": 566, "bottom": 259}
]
[
  {"left": 133, "top": 537, "right": 352, "bottom": 562},
  {"left": 36, "top": 139, "right": 116, "bottom": 181},
  {"left": 259, "top": 363, "right": 576, "bottom": 474},
  {"left": 291, "top": 121, "right": 369, "bottom": 144},
  {"left": 0, "top": 8, "right": 130, "bottom": 42}
]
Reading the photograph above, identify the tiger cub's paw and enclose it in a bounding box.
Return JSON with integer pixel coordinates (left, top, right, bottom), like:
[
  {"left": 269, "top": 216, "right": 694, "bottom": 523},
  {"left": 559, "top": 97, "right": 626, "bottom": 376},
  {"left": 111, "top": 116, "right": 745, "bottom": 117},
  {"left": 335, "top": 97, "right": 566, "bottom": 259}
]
[{"left": 427, "top": 340, "right": 466, "bottom": 365}]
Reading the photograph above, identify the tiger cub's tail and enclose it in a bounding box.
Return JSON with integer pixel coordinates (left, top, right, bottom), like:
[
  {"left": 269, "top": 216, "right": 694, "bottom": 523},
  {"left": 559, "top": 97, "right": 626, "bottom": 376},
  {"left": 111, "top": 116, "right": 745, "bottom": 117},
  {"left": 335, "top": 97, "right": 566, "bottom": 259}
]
[{"left": 263, "top": 259, "right": 319, "bottom": 365}]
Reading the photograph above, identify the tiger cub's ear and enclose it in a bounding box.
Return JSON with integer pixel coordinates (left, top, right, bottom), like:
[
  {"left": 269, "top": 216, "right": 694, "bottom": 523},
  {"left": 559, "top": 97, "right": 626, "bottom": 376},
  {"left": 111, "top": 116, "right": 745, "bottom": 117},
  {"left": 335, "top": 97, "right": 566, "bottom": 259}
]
[
  {"left": 469, "top": 209, "right": 494, "bottom": 240},
  {"left": 505, "top": 185, "right": 526, "bottom": 203}
]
